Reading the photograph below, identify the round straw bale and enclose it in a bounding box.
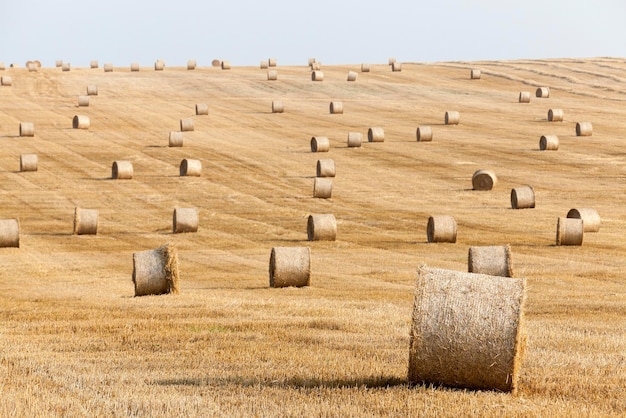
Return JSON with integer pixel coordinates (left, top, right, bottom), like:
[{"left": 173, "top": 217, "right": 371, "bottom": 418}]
[
  {"left": 468, "top": 245, "right": 513, "bottom": 277},
  {"left": 470, "top": 69, "right": 481, "bottom": 79},
  {"left": 27, "top": 62, "right": 38, "bottom": 72},
  {"left": 347, "top": 132, "right": 362, "bottom": 148},
  {"left": 19, "top": 122, "right": 35, "bottom": 137},
  {"left": 1, "top": 76, "right": 13, "bottom": 86},
  {"left": 78, "top": 95, "right": 90, "bottom": 107},
  {"left": 133, "top": 243, "right": 179, "bottom": 296},
  {"left": 416, "top": 126, "right": 433, "bottom": 142},
  {"left": 388, "top": 57, "right": 396, "bottom": 65},
  {"left": 556, "top": 217, "right": 583, "bottom": 246},
  {"left": 169, "top": 131, "right": 184, "bottom": 147},
  {"left": 408, "top": 266, "right": 526, "bottom": 392},
  {"left": 310, "top": 136, "right": 330, "bottom": 152},
  {"left": 269, "top": 247, "right": 311, "bottom": 288},
  {"left": 268, "top": 58, "right": 277, "bottom": 67},
  {"left": 221, "top": 60, "right": 231, "bottom": 70},
  {"left": 426, "top": 215, "right": 457, "bottom": 243},
  {"left": 368, "top": 127, "right": 385, "bottom": 142},
  {"left": 510, "top": 185, "right": 535, "bottom": 209},
  {"left": 260, "top": 60, "right": 269, "bottom": 69},
  {"left": 445, "top": 111, "right": 460, "bottom": 125},
  {"left": 104, "top": 63, "right": 114, "bottom": 72},
  {"left": 472, "top": 169, "right": 497, "bottom": 191},
  {"left": 180, "top": 158, "right": 201, "bottom": 177},
  {"left": 180, "top": 118, "right": 194, "bottom": 132},
  {"left": 86, "top": 85, "right": 98, "bottom": 96},
  {"left": 112, "top": 160, "right": 133, "bottom": 180},
  {"left": 154, "top": 60, "right": 165, "bottom": 71},
  {"left": 72, "top": 115, "right": 90, "bottom": 129},
  {"left": 536, "top": 87, "right": 550, "bottom": 98},
  {"left": 329, "top": 101, "right": 343, "bottom": 114},
  {"left": 310, "top": 62, "right": 321, "bottom": 71},
  {"left": 307, "top": 214, "right": 337, "bottom": 241},
  {"left": 130, "top": 63, "right": 140, "bottom": 72},
  {"left": 62, "top": 63, "right": 71, "bottom": 72},
  {"left": 267, "top": 69, "right": 278, "bottom": 80},
  {"left": 195, "top": 103, "right": 209, "bottom": 115},
  {"left": 392, "top": 62, "right": 402, "bottom": 72},
  {"left": 211, "top": 59, "right": 221, "bottom": 67},
  {"left": 566, "top": 208, "right": 600, "bottom": 232},
  {"left": 308, "top": 58, "right": 316, "bottom": 65},
  {"left": 347, "top": 71, "right": 358, "bottom": 81},
  {"left": 548, "top": 109, "right": 564, "bottom": 122},
  {"left": 576, "top": 122, "right": 593, "bottom": 137},
  {"left": 90, "top": 60, "right": 99, "bottom": 69},
  {"left": 32, "top": 60, "right": 40, "bottom": 68},
  {"left": 313, "top": 177, "right": 332, "bottom": 199},
  {"left": 187, "top": 60, "right": 196, "bottom": 70},
  {"left": 312, "top": 71, "right": 324, "bottom": 81},
  {"left": 539, "top": 135, "right": 559, "bottom": 151},
  {"left": 518, "top": 92, "right": 531, "bottom": 103},
  {"left": 272, "top": 100, "right": 284, "bottom": 113},
  {"left": 361, "top": 63, "right": 370, "bottom": 72},
  {"left": 73, "top": 207, "right": 98, "bottom": 235},
  {"left": 173, "top": 208, "right": 198, "bottom": 233},
  {"left": 0, "top": 219, "right": 20, "bottom": 248},
  {"left": 316, "top": 159, "right": 336, "bottom": 177},
  {"left": 20, "top": 154, "right": 38, "bottom": 172},
  {"left": 55, "top": 60, "right": 63, "bottom": 67}
]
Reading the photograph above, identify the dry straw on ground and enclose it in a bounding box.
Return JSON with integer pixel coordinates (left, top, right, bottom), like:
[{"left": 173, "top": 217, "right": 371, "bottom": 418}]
[
  {"left": 271, "top": 100, "right": 284, "bottom": 113},
  {"left": 19, "top": 154, "right": 38, "bottom": 172},
  {"left": 472, "top": 169, "right": 497, "bottom": 190},
  {"left": 269, "top": 247, "right": 311, "bottom": 288},
  {"left": 408, "top": 266, "right": 526, "bottom": 392},
  {"left": 180, "top": 118, "right": 194, "bottom": 132},
  {"left": 111, "top": 161, "right": 133, "bottom": 180},
  {"left": 179, "top": 159, "right": 201, "bottom": 177},
  {"left": 310, "top": 136, "right": 330, "bottom": 152},
  {"left": 169, "top": 132, "right": 184, "bottom": 147},
  {"left": 368, "top": 127, "right": 385, "bottom": 142},
  {"left": 347, "top": 132, "right": 362, "bottom": 148},
  {"left": 72, "top": 115, "right": 90, "bottom": 129},
  {"left": 468, "top": 245, "right": 513, "bottom": 277},
  {"left": 548, "top": 109, "right": 564, "bottom": 122},
  {"left": 445, "top": 111, "right": 460, "bottom": 125},
  {"left": 173, "top": 208, "right": 199, "bottom": 233},
  {"left": 313, "top": 177, "right": 332, "bottom": 198},
  {"left": 470, "top": 69, "right": 481, "bottom": 79},
  {"left": 307, "top": 214, "right": 337, "bottom": 241},
  {"left": 556, "top": 217, "right": 584, "bottom": 246},
  {"left": 316, "top": 159, "right": 336, "bottom": 177},
  {"left": 576, "top": 122, "right": 593, "bottom": 136},
  {"left": 78, "top": 95, "right": 90, "bottom": 107},
  {"left": 195, "top": 104, "right": 209, "bottom": 116},
  {"left": 539, "top": 135, "right": 559, "bottom": 151},
  {"left": 73, "top": 207, "right": 98, "bottom": 235},
  {"left": 0, "top": 219, "right": 20, "bottom": 247},
  {"left": 511, "top": 185, "right": 535, "bottom": 209},
  {"left": 416, "top": 126, "right": 433, "bottom": 142},
  {"left": 132, "top": 243, "right": 180, "bottom": 296},
  {"left": 426, "top": 215, "right": 457, "bottom": 243},
  {"left": 519, "top": 92, "right": 531, "bottom": 103},
  {"left": 329, "top": 101, "right": 343, "bottom": 114},
  {"left": 19, "top": 122, "right": 34, "bottom": 137},
  {"left": 567, "top": 208, "right": 601, "bottom": 232},
  {"left": 536, "top": 87, "right": 550, "bottom": 98}
]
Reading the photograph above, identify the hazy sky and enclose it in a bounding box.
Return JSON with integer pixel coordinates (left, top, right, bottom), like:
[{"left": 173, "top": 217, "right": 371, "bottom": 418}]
[{"left": 2, "top": 0, "right": 624, "bottom": 67}]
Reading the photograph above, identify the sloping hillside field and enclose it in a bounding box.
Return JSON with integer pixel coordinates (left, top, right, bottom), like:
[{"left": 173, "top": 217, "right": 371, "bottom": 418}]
[{"left": 0, "top": 58, "right": 625, "bottom": 416}]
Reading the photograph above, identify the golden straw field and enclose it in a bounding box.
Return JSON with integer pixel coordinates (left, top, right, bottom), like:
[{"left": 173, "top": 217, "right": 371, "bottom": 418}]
[{"left": 0, "top": 58, "right": 625, "bottom": 416}]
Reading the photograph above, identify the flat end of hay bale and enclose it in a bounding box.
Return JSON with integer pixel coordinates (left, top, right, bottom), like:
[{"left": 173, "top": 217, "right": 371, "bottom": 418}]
[
  {"left": 472, "top": 169, "right": 497, "bottom": 191},
  {"left": 556, "top": 217, "right": 584, "bottom": 246}
]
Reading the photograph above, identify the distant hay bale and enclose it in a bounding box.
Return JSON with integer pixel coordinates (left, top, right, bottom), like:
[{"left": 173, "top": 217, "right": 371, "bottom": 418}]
[
  {"left": 329, "top": 101, "right": 343, "bottom": 114},
  {"left": 308, "top": 58, "right": 316, "bottom": 65},
  {"left": 55, "top": 60, "right": 63, "bottom": 67},
  {"left": 556, "top": 217, "right": 583, "bottom": 246},
  {"left": 408, "top": 266, "right": 526, "bottom": 392},
  {"left": 416, "top": 126, "right": 433, "bottom": 142},
  {"left": 310, "top": 136, "right": 330, "bottom": 152},
  {"left": 539, "top": 135, "right": 559, "bottom": 151},
  {"left": 195, "top": 103, "right": 209, "bottom": 115},
  {"left": 388, "top": 57, "right": 396, "bottom": 65},
  {"left": 104, "top": 63, "right": 114, "bottom": 72},
  {"left": 347, "top": 132, "right": 362, "bottom": 148},
  {"left": 347, "top": 71, "right": 358, "bottom": 81},
  {"left": 576, "top": 122, "right": 593, "bottom": 137},
  {"left": 392, "top": 62, "right": 402, "bottom": 72},
  {"left": 426, "top": 215, "right": 457, "bottom": 243},
  {"left": 211, "top": 59, "right": 221, "bottom": 67},
  {"left": 78, "top": 95, "right": 90, "bottom": 107},
  {"left": 154, "top": 60, "right": 165, "bottom": 71},
  {"left": 131, "top": 63, "right": 140, "bottom": 72},
  {"left": 180, "top": 118, "right": 194, "bottom": 132},
  {"left": 472, "top": 169, "right": 497, "bottom": 191},
  {"left": 267, "top": 69, "right": 278, "bottom": 80},
  {"left": 368, "top": 127, "right": 385, "bottom": 142},
  {"left": 27, "top": 62, "right": 38, "bottom": 72},
  {"left": 268, "top": 58, "right": 277, "bottom": 67},
  {"left": 310, "top": 62, "right": 321, "bottom": 71},
  {"left": 133, "top": 243, "right": 179, "bottom": 296},
  {"left": 518, "top": 92, "right": 531, "bottom": 103},
  {"left": 548, "top": 109, "right": 564, "bottom": 122},
  {"left": 86, "top": 85, "right": 98, "bottom": 96},
  {"left": 62, "top": 63, "right": 71, "bottom": 72},
  {"left": 173, "top": 208, "right": 199, "bottom": 233},
  {"left": 180, "top": 158, "right": 201, "bottom": 177},
  {"left": 269, "top": 247, "right": 311, "bottom": 288},
  {"left": 361, "top": 63, "right": 370, "bottom": 72},
  {"left": 313, "top": 177, "right": 332, "bottom": 199},
  {"left": 90, "top": 60, "right": 99, "bottom": 69},
  {"left": 112, "top": 160, "right": 133, "bottom": 180},
  {"left": 73, "top": 207, "right": 98, "bottom": 235},
  {"left": 187, "top": 60, "right": 197, "bottom": 70},
  {"left": 468, "top": 245, "right": 513, "bottom": 277},
  {"left": 511, "top": 186, "right": 535, "bottom": 209},
  {"left": 19, "top": 154, "right": 38, "bottom": 172},
  {"left": 260, "top": 60, "right": 269, "bottom": 69},
  {"left": 19, "top": 122, "right": 35, "bottom": 137},
  {"left": 567, "top": 208, "right": 600, "bottom": 232},
  {"left": 312, "top": 71, "right": 324, "bottom": 81},
  {"left": 0, "top": 219, "right": 20, "bottom": 248},
  {"left": 169, "top": 132, "right": 184, "bottom": 147},
  {"left": 307, "top": 214, "right": 337, "bottom": 241},
  {"left": 221, "top": 60, "right": 231, "bottom": 70},
  {"left": 445, "top": 111, "right": 460, "bottom": 125},
  {"left": 536, "top": 87, "right": 550, "bottom": 98},
  {"left": 271, "top": 100, "right": 284, "bottom": 113},
  {"left": 470, "top": 69, "right": 481, "bottom": 79},
  {"left": 1, "top": 76, "right": 13, "bottom": 86},
  {"left": 316, "top": 159, "right": 336, "bottom": 177},
  {"left": 72, "top": 115, "right": 90, "bottom": 129}
]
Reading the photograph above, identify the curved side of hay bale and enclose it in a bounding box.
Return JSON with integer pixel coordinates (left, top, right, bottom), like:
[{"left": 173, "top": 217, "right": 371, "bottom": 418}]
[
  {"left": 55, "top": 60, "right": 63, "bottom": 67},
  {"left": 112, "top": 160, "right": 133, "bottom": 180},
  {"left": 312, "top": 71, "right": 324, "bottom": 81},
  {"left": 173, "top": 208, "right": 199, "bottom": 233},
  {"left": 90, "top": 60, "right": 99, "bottom": 69},
  {"left": 78, "top": 95, "right": 90, "bottom": 107},
  {"left": 536, "top": 87, "right": 550, "bottom": 98},
  {"left": 310, "top": 136, "right": 330, "bottom": 152},
  {"left": 20, "top": 154, "right": 38, "bottom": 172},
  {"left": 0, "top": 219, "right": 20, "bottom": 247},
  {"left": 313, "top": 177, "right": 332, "bottom": 199},
  {"left": 73, "top": 207, "right": 98, "bottom": 235},
  {"left": 130, "top": 63, "right": 140, "bottom": 72},
  {"left": 408, "top": 266, "right": 526, "bottom": 392},
  {"left": 169, "top": 131, "right": 184, "bottom": 147},
  {"left": 133, "top": 243, "right": 179, "bottom": 296},
  {"left": 268, "top": 58, "right": 277, "bottom": 67},
  {"left": 392, "top": 62, "right": 402, "bottom": 72},
  {"left": 347, "top": 132, "right": 362, "bottom": 148},
  {"left": 104, "top": 63, "right": 114, "bottom": 72},
  {"left": 195, "top": 103, "right": 209, "bottom": 116},
  {"left": 368, "top": 127, "right": 385, "bottom": 142},
  {"left": 445, "top": 111, "right": 460, "bottom": 125},
  {"left": 426, "top": 215, "right": 457, "bottom": 243},
  {"left": 62, "top": 63, "right": 71, "bottom": 72},
  {"left": 267, "top": 69, "right": 278, "bottom": 80},
  {"left": 154, "top": 60, "right": 165, "bottom": 71},
  {"left": 271, "top": 100, "right": 284, "bottom": 113},
  {"left": 416, "top": 126, "right": 433, "bottom": 142},
  {"left": 19, "top": 122, "right": 35, "bottom": 137},
  {"left": 187, "top": 60, "right": 197, "bottom": 70},
  {"left": 179, "top": 158, "right": 202, "bottom": 177},
  {"left": 308, "top": 58, "right": 316, "bottom": 65},
  {"left": 472, "top": 169, "right": 497, "bottom": 191},
  {"left": 269, "top": 247, "right": 311, "bottom": 288},
  {"left": 72, "top": 115, "right": 90, "bottom": 129},
  {"left": 576, "top": 122, "right": 593, "bottom": 137},
  {"left": 548, "top": 109, "right": 564, "bottom": 122},
  {"left": 361, "top": 63, "right": 370, "bottom": 72},
  {"left": 511, "top": 186, "right": 535, "bottom": 209},
  {"left": 329, "top": 101, "right": 343, "bottom": 114},
  {"left": 468, "top": 245, "right": 513, "bottom": 277},
  {"left": 1, "top": 76, "right": 13, "bottom": 86},
  {"left": 470, "top": 69, "right": 481, "bottom": 79},
  {"left": 221, "top": 60, "right": 231, "bottom": 70},
  {"left": 539, "top": 135, "right": 559, "bottom": 151},
  {"left": 307, "top": 214, "right": 337, "bottom": 241},
  {"left": 180, "top": 118, "right": 194, "bottom": 132},
  {"left": 260, "top": 60, "right": 269, "bottom": 69},
  {"left": 310, "top": 62, "right": 321, "bottom": 71},
  {"left": 347, "top": 71, "right": 358, "bottom": 81},
  {"left": 86, "top": 85, "right": 98, "bottom": 96},
  {"left": 316, "top": 159, "right": 336, "bottom": 178},
  {"left": 567, "top": 208, "right": 601, "bottom": 232},
  {"left": 556, "top": 217, "right": 583, "bottom": 246},
  {"left": 519, "top": 92, "right": 531, "bottom": 103},
  {"left": 27, "top": 62, "right": 38, "bottom": 72},
  {"left": 211, "top": 59, "right": 221, "bottom": 67}
]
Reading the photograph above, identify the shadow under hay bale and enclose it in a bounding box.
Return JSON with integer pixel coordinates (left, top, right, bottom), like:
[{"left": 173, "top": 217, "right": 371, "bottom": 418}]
[
  {"left": 313, "top": 177, "right": 332, "bottom": 199},
  {"left": 310, "top": 136, "right": 330, "bottom": 152},
  {"left": 539, "top": 135, "right": 559, "bottom": 151},
  {"left": 416, "top": 126, "right": 433, "bottom": 142},
  {"left": 180, "top": 159, "right": 201, "bottom": 177},
  {"left": 132, "top": 243, "right": 179, "bottom": 296},
  {"left": 316, "top": 159, "right": 335, "bottom": 178},
  {"left": 472, "top": 169, "right": 497, "bottom": 191},
  {"left": 427, "top": 215, "right": 457, "bottom": 243},
  {"left": 468, "top": 245, "right": 513, "bottom": 277},
  {"left": 73, "top": 207, "right": 98, "bottom": 235},
  {"left": 269, "top": 247, "right": 311, "bottom": 288},
  {"left": 347, "top": 132, "right": 362, "bottom": 148},
  {"left": 0, "top": 219, "right": 19, "bottom": 248},
  {"left": 511, "top": 186, "right": 535, "bottom": 209},
  {"left": 112, "top": 161, "right": 133, "bottom": 180},
  {"left": 567, "top": 208, "right": 600, "bottom": 232},
  {"left": 20, "top": 154, "right": 38, "bottom": 172},
  {"left": 556, "top": 217, "right": 583, "bottom": 246},
  {"left": 307, "top": 214, "right": 337, "bottom": 241}
]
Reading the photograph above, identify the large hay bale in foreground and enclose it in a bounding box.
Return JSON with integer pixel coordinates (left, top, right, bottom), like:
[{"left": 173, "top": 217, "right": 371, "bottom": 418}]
[
  {"left": 427, "top": 215, "right": 457, "bottom": 243},
  {"left": 519, "top": 92, "right": 531, "bottom": 103},
  {"left": 536, "top": 87, "right": 550, "bottom": 98},
  {"left": 19, "top": 122, "right": 34, "bottom": 137},
  {"left": 408, "top": 266, "right": 526, "bottom": 392},
  {"left": 180, "top": 158, "right": 201, "bottom": 177},
  {"left": 576, "top": 122, "right": 593, "bottom": 137},
  {"left": 169, "top": 132, "right": 184, "bottom": 147},
  {"left": 468, "top": 245, "right": 513, "bottom": 277},
  {"left": 112, "top": 161, "right": 133, "bottom": 180},
  {"left": 20, "top": 154, "right": 38, "bottom": 172},
  {"left": 316, "top": 159, "right": 336, "bottom": 177},
  {"left": 73, "top": 207, "right": 98, "bottom": 235},
  {"left": 269, "top": 247, "right": 311, "bottom": 288},
  {"left": 307, "top": 214, "right": 337, "bottom": 241},
  {"left": 556, "top": 217, "right": 583, "bottom": 246},
  {"left": 548, "top": 109, "right": 564, "bottom": 122},
  {"left": 0, "top": 219, "right": 20, "bottom": 248},
  {"left": 347, "top": 132, "right": 362, "bottom": 148},
  {"left": 132, "top": 243, "right": 179, "bottom": 296},
  {"left": 173, "top": 208, "right": 199, "bottom": 233},
  {"left": 310, "top": 136, "right": 330, "bottom": 152},
  {"left": 445, "top": 111, "right": 460, "bottom": 125},
  {"left": 539, "top": 135, "right": 559, "bottom": 151},
  {"left": 416, "top": 126, "right": 433, "bottom": 142},
  {"left": 73, "top": 115, "right": 90, "bottom": 129},
  {"left": 180, "top": 118, "right": 194, "bottom": 132},
  {"left": 511, "top": 186, "right": 535, "bottom": 209},
  {"left": 368, "top": 127, "right": 384, "bottom": 142},
  {"left": 313, "top": 177, "right": 332, "bottom": 199},
  {"left": 472, "top": 169, "right": 497, "bottom": 191},
  {"left": 567, "top": 208, "right": 600, "bottom": 232}
]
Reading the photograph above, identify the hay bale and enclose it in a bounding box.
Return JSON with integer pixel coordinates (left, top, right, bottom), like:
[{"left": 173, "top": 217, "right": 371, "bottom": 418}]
[
  {"left": 316, "top": 159, "right": 336, "bottom": 177},
  {"left": 368, "top": 127, "right": 385, "bottom": 142},
  {"left": 518, "top": 92, "right": 531, "bottom": 103},
  {"left": 536, "top": 87, "right": 550, "bottom": 98},
  {"left": 173, "top": 208, "right": 199, "bottom": 233},
  {"left": 472, "top": 169, "right": 497, "bottom": 191},
  {"left": 392, "top": 62, "right": 402, "bottom": 72},
  {"left": 416, "top": 126, "right": 433, "bottom": 142},
  {"left": 307, "top": 214, "right": 337, "bottom": 241},
  {"left": 187, "top": 60, "right": 197, "bottom": 70},
  {"left": 27, "top": 62, "right": 38, "bottom": 72},
  {"left": 347, "top": 71, "right": 358, "bottom": 81},
  {"left": 269, "top": 247, "right": 311, "bottom": 288},
  {"left": 86, "top": 85, "right": 98, "bottom": 96},
  {"left": 1, "top": 76, "right": 13, "bottom": 86},
  {"left": 104, "top": 63, "right": 114, "bottom": 72},
  {"left": 154, "top": 60, "right": 165, "bottom": 71},
  {"left": 510, "top": 186, "right": 535, "bottom": 209},
  {"left": 62, "top": 63, "right": 71, "bottom": 72},
  {"left": 388, "top": 57, "right": 396, "bottom": 65},
  {"left": 180, "top": 118, "right": 194, "bottom": 132},
  {"left": 19, "top": 122, "right": 34, "bottom": 137},
  {"left": 445, "top": 111, "right": 460, "bottom": 125},
  {"left": 260, "top": 60, "right": 269, "bottom": 69},
  {"left": 567, "top": 208, "right": 601, "bottom": 232},
  {"left": 310, "top": 136, "right": 330, "bottom": 152},
  {"left": 426, "top": 215, "right": 457, "bottom": 243},
  {"left": 55, "top": 60, "right": 63, "bottom": 67},
  {"left": 361, "top": 63, "right": 370, "bottom": 72},
  {"left": 73, "top": 207, "right": 98, "bottom": 235},
  {"left": 20, "top": 154, "right": 38, "bottom": 172},
  {"left": 130, "top": 63, "right": 140, "bottom": 72},
  {"left": 112, "top": 161, "right": 133, "bottom": 180},
  {"left": 310, "top": 62, "right": 321, "bottom": 71},
  {"left": 267, "top": 69, "right": 278, "bottom": 80},
  {"left": 90, "top": 60, "right": 99, "bottom": 69},
  {"left": 470, "top": 69, "right": 481, "bottom": 79},
  {"left": 347, "top": 132, "right": 362, "bottom": 148},
  {"left": 78, "top": 95, "right": 90, "bottom": 107},
  {"left": 539, "top": 135, "right": 559, "bottom": 151},
  {"left": 272, "top": 100, "right": 284, "bottom": 113},
  {"left": 169, "top": 132, "right": 184, "bottom": 147},
  {"left": 312, "top": 71, "right": 324, "bottom": 81},
  {"left": 548, "top": 109, "right": 564, "bottom": 122},
  {"left": 73, "top": 115, "right": 90, "bottom": 129},
  {"left": 268, "top": 58, "right": 277, "bottom": 67},
  {"left": 180, "top": 158, "right": 201, "bottom": 177},
  {"left": 132, "top": 243, "right": 179, "bottom": 296},
  {"left": 408, "top": 266, "right": 526, "bottom": 392},
  {"left": 313, "top": 177, "right": 332, "bottom": 199},
  {"left": 556, "top": 217, "right": 583, "bottom": 246},
  {"left": 0, "top": 219, "right": 20, "bottom": 248},
  {"left": 576, "top": 122, "right": 593, "bottom": 137},
  {"left": 329, "top": 101, "right": 343, "bottom": 114},
  {"left": 308, "top": 58, "right": 316, "bottom": 65},
  {"left": 195, "top": 103, "right": 209, "bottom": 116},
  {"left": 211, "top": 59, "right": 221, "bottom": 67},
  {"left": 468, "top": 245, "right": 513, "bottom": 277},
  {"left": 221, "top": 60, "right": 231, "bottom": 70}
]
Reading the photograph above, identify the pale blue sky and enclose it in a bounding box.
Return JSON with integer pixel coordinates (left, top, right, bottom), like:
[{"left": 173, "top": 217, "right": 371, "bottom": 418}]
[{"left": 2, "top": 0, "right": 624, "bottom": 67}]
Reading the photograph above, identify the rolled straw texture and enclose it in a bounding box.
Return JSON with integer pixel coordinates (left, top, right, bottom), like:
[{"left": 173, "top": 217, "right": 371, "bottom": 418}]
[
  {"left": 307, "top": 214, "right": 337, "bottom": 241},
  {"left": 427, "top": 215, "right": 457, "bottom": 243},
  {"left": 361, "top": 63, "right": 370, "bottom": 72},
  {"left": 519, "top": 92, "right": 531, "bottom": 103},
  {"left": 308, "top": 58, "right": 316, "bottom": 65},
  {"left": 187, "top": 60, "right": 197, "bottom": 70},
  {"left": 310, "top": 136, "right": 330, "bottom": 152},
  {"left": 548, "top": 109, "right": 564, "bottom": 122},
  {"left": 272, "top": 100, "right": 284, "bottom": 113},
  {"left": 392, "top": 62, "right": 402, "bottom": 72},
  {"left": 90, "top": 60, "right": 99, "bottom": 69},
  {"left": 180, "top": 118, "right": 194, "bottom": 132},
  {"left": 73, "top": 207, "right": 98, "bottom": 235},
  {"left": 130, "top": 63, "right": 140, "bottom": 72},
  {"left": 268, "top": 58, "right": 277, "bottom": 67},
  {"left": 313, "top": 178, "right": 332, "bottom": 199},
  {"left": 445, "top": 111, "right": 460, "bottom": 125},
  {"left": 0, "top": 219, "right": 20, "bottom": 247},
  {"left": 347, "top": 71, "right": 358, "bottom": 81},
  {"left": 416, "top": 126, "right": 433, "bottom": 142},
  {"left": 211, "top": 59, "right": 221, "bottom": 67},
  {"left": 536, "top": 87, "right": 550, "bottom": 98},
  {"left": 20, "top": 154, "right": 38, "bottom": 172},
  {"left": 169, "top": 132, "right": 184, "bottom": 147},
  {"left": 316, "top": 159, "right": 336, "bottom": 177},
  {"left": 27, "top": 62, "right": 38, "bottom": 72},
  {"left": 260, "top": 60, "right": 269, "bottom": 69},
  {"left": 312, "top": 71, "right": 324, "bottom": 81},
  {"left": 329, "top": 101, "right": 343, "bottom": 114},
  {"left": 267, "top": 70, "right": 278, "bottom": 80},
  {"left": 173, "top": 208, "right": 199, "bottom": 233},
  {"left": 347, "top": 132, "right": 362, "bottom": 148},
  {"left": 62, "top": 63, "right": 71, "bottom": 72},
  {"left": 539, "top": 135, "right": 559, "bottom": 151},
  {"left": 556, "top": 217, "right": 583, "bottom": 246},
  {"left": 112, "top": 161, "right": 133, "bottom": 180},
  {"left": 470, "top": 69, "right": 481, "bottom": 79},
  {"left": 1, "top": 76, "right": 13, "bottom": 86},
  {"left": 368, "top": 127, "right": 385, "bottom": 142},
  {"left": 19, "top": 122, "right": 35, "bottom": 137},
  {"left": 132, "top": 243, "right": 180, "bottom": 296},
  {"left": 104, "top": 63, "right": 114, "bottom": 72},
  {"left": 55, "top": 60, "right": 63, "bottom": 67},
  {"left": 221, "top": 60, "right": 231, "bottom": 70},
  {"left": 86, "top": 85, "right": 98, "bottom": 96},
  {"left": 510, "top": 186, "right": 535, "bottom": 209},
  {"left": 180, "top": 158, "right": 202, "bottom": 177},
  {"left": 269, "top": 247, "right": 311, "bottom": 288},
  {"left": 78, "top": 95, "right": 90, "bottom": 107},
  {"left": 73, "top": 115, "right": 90, "bottom": 129},
  {"left": 408, "top": 266, "right": 526, "bottom": 392},
  {"left": 576, "top": 122, "right": 593, "bottom": 137},
  {"left": 310, "top": 62, "right": 321, "bottom": 71},
  {"left": 195, "top": 103, "right": 209, "bottom": 115},
  {"left": 567, "top": 208, "right": 601, "bottom": 232},
  {"left": 468, "top": 245, "right": 513, "bottom": 277},
  {"left": 472, "top": 169, "right": 497, "bottom": 191},
  {"left": 388, "top": 57, "right": 396, "bottom": 65},
  {"left": 154, "top": 60, "right": 165, "bottom": 71}
]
